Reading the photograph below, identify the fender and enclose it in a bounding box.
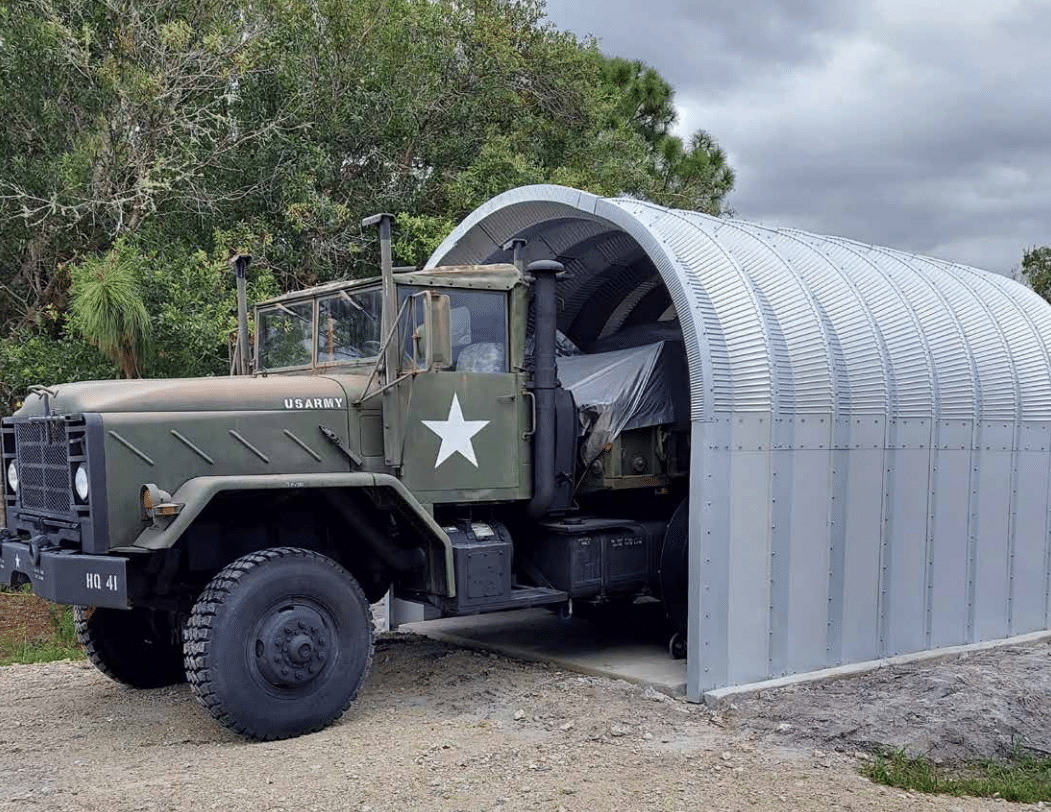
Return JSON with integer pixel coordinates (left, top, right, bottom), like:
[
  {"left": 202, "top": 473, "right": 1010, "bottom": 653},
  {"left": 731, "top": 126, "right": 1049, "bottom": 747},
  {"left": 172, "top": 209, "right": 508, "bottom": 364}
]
[{"left": 127, "top": 473, "right": 455, "bottom": 596}]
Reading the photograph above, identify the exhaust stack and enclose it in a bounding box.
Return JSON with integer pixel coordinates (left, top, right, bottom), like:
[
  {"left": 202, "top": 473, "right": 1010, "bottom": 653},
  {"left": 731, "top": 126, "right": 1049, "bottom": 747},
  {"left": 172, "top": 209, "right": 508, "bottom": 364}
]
[
  {"left": 362, "top": 213, "right": 402, "bottom": 471},
  {"left": 526, "top": 259, "right": 565, "bottom": 518},
  {"left": 229, "top": 253, "right": 253, "bottom": 375}
]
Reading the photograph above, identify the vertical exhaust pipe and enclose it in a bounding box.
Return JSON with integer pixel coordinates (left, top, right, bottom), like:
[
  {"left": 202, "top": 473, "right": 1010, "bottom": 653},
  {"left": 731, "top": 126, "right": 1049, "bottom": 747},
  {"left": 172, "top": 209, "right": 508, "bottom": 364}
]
[
  {"left": 230, "top": 253, "right": 253, "bottom": 375},
  {"left": 526, "top": 259, "right": 565, "bottom": 519},
  {"left": 504, "top": 237, "right": 527, "bottom": 274},
  {"left": 362, "top": 213, "right": 402, "bottom": 471}
]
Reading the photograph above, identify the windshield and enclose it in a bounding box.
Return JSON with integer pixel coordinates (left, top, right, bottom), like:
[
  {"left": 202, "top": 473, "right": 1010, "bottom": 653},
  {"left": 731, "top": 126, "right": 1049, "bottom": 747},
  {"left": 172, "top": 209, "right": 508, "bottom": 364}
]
[
  {"left": 257, "top": 301, "right": 314, "bottom": 369},
  {"left": 317, "top": 289, "right": 383, "bottom": 364}
]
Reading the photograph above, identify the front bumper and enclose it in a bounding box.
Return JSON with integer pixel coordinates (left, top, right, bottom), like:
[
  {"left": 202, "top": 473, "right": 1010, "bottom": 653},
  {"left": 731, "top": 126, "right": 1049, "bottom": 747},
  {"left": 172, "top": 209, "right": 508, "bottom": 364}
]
[{"left": 0, "top": 534, "right": 128, "bottom": 609}]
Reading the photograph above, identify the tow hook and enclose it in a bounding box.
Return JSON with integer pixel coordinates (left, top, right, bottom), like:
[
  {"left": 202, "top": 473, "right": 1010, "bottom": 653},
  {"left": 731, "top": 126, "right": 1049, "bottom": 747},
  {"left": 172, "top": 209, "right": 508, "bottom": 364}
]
[{"left": 27, "top": 535, "right": 54, "bottom": 567}]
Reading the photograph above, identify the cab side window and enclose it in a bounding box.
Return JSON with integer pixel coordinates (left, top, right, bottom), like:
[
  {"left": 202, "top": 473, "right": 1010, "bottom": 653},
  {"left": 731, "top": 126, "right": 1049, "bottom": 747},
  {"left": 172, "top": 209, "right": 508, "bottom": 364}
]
[
  {"left": 401, "top": 287, "right": 508, "bottom": 372},
  {"left": 450, "top": 291, "right": 507, "bottom": 372}
]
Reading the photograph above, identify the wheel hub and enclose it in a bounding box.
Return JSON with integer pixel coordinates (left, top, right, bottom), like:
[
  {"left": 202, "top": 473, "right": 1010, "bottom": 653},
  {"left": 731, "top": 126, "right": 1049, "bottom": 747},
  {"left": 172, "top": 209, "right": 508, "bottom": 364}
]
[{"left": 254, "top": 606, "right": 331, "bottom": 688}]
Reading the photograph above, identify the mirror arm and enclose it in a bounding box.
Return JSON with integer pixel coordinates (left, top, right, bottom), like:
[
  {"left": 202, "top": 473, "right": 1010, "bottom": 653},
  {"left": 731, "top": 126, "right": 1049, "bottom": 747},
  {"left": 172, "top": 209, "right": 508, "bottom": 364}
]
[{"left": 355, "top": 371, "right": 414, "bottom": 405}]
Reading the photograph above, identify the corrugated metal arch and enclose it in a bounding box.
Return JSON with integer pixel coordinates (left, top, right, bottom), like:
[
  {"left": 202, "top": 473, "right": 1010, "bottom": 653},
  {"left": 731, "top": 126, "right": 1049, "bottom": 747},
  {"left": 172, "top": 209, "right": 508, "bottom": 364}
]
[{"left": 427, "top": 184, "right": 1051, "bottom": 697}]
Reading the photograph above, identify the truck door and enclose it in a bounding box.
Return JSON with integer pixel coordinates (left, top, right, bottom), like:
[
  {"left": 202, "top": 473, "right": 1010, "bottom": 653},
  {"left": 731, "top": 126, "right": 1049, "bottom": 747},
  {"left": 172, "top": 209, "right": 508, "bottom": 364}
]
[{"left": 399, "top": 288, "right": 528, "bottom": 502}]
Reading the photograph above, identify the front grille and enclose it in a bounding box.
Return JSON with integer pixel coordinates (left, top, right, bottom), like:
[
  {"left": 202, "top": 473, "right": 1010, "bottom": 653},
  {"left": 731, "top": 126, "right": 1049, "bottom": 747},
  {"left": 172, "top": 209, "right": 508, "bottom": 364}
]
[{"left": 15, "top": 421, "right": 71, "bottom": 515}]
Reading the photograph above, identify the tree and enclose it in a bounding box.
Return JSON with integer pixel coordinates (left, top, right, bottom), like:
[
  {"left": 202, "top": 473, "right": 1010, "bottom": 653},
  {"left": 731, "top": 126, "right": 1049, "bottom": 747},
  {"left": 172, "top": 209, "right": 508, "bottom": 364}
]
[
  {"left": 0, "top": 0, "right": 737, "bottom": 410},
  {"left": 68, "top": 241, "right": 152, "bottom": 378},
  {"left": 1021, "top": 246, "right": 1051, "bottom": 304},
  {"left": 0, "top": 0, "right": 293, "bottom": 327},
  {"left": 135, "top": 226, "right": 278, "bottom": 379},
  {"left": 1, "top": 0, "right": 737, "bottom": 303},
  {"left": 0, "top": 330, "right": 115, "bottom": 415},
  {"left": 597, "top": 56, "right": 735, "bottom": 214},
  {"left": 601, "top": 56, "right": 678, "bottom": 145}
]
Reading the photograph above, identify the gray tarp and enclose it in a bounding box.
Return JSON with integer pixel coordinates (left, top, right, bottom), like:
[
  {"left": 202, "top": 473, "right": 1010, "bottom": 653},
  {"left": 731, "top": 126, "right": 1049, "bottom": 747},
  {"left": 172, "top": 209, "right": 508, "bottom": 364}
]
[{"left": 557, "top": 342, "right": 676, "bottom": 464}]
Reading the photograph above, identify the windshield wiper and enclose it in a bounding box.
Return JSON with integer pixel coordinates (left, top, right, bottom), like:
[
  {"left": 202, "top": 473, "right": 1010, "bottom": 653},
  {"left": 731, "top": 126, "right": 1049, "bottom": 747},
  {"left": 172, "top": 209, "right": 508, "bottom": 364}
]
[{"left": 339, "top": 290, "right": 377, "bottom": 323}]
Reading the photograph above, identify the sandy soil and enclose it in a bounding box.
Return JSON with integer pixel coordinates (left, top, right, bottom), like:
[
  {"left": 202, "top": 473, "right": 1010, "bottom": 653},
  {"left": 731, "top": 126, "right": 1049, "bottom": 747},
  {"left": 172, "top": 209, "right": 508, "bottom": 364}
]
[{"left": 1, "top": 630, "right": 1048, "bottom": 812}]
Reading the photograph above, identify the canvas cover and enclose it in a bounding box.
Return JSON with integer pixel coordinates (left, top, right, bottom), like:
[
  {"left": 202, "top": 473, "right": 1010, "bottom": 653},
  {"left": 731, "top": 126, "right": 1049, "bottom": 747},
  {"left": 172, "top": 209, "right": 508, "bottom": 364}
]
[{"left": 557, "top": 342, "right": 677, "bottom": 464}]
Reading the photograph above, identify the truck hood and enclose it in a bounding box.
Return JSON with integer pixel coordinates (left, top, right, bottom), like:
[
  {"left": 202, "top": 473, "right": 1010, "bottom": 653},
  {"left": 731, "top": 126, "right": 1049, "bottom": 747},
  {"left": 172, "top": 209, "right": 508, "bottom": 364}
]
[{"left": 13, "top": 375, "right": 370, "bottom": 417}]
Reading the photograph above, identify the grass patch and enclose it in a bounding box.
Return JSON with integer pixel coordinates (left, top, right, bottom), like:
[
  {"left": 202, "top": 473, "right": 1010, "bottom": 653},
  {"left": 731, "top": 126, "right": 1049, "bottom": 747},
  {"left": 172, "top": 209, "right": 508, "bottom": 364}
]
[
  {"left": 0, "top": 587, "right": 84, "bottom": 666},
  {"left": 864, "top": 746, "right": 1051, "bottom": 804}
]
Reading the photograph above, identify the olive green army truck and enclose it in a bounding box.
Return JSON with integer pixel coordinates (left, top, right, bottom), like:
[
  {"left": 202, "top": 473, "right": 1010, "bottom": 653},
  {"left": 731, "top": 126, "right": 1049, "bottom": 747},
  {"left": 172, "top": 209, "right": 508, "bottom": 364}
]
[{"left": 0, "top": 215, "right": 690, "bottom": 740}]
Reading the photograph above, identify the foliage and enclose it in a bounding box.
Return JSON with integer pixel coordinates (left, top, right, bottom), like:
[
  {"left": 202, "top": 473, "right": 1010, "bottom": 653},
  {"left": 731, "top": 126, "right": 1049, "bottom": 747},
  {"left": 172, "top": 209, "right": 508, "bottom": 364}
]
[
  {"left": 0, "top": 0, "right": 290, "bottom": 325},
  {"left": 1020, "top": 246, "right": 1051, "bottom": 304},
  {"left": 864, "top": 746, "right": 1051, "bottom": 803},
  {"left": 598, "top": 56, "right": 735, "bottom": 213},
  {"left": 392, "top": 214, "right": 459, "bottom": 269},
  {"left": 69, "top": 240, "right": 153, "bottom": 378},
  {"left": 136, "top": 230, "right": 279, "bottom": 378},
  {"left": 0, "top": 329, "right": 116, "bottom": 416},
  {"left": 1, "top": 231, "right": 277, "bottom": 413},
  {"left": 0, "top": 0, "right": 736, "bottom": 393},
  {"left": 602, "top": 57, "right": 678, "bottom": 144}
]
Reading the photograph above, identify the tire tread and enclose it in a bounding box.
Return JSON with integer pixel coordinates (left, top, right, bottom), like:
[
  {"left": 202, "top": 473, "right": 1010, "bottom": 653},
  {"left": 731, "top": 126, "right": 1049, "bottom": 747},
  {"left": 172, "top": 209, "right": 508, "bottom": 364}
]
[
  {"left": 184, "top": 547, "right": 374, "bottom": 741},
  {"left": 74, "top": 606, "right": 185, "bottom": 689}
]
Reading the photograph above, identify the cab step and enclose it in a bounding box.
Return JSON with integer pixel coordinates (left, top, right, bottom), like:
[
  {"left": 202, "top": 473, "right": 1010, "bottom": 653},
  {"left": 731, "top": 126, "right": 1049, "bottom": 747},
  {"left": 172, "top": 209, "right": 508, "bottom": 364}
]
[{"left": 445, "top": 585, "right": 568, "bottom": 616}]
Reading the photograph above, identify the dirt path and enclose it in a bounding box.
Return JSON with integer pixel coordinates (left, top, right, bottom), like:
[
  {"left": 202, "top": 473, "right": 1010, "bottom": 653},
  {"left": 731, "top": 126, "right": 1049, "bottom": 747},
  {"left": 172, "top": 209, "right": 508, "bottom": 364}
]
[{"left": 2, "top": 632, "right": 1047, "bottom": 812}]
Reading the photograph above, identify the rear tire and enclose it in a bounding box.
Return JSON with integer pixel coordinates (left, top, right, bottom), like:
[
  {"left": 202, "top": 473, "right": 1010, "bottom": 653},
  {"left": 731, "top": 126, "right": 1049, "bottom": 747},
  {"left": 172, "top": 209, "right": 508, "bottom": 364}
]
[
  {"left": 668, "top": 631, "right": 687, "bottom": 660},
  {"left": 74, "top": 606, "right": 186, "bottom": 688},
  {"left": 184, "top": 547, "right": 373, "bottom": 741}
]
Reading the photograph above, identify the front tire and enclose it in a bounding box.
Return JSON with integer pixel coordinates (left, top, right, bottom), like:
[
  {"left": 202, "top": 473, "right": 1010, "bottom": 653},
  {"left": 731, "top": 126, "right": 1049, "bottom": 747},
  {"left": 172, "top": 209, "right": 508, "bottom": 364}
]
[
  {"left": 74, "top": 606, "right": 186, "bottom": 688},
  {"left": 184, "top": 547, "right": 374, "bottom": 741}
]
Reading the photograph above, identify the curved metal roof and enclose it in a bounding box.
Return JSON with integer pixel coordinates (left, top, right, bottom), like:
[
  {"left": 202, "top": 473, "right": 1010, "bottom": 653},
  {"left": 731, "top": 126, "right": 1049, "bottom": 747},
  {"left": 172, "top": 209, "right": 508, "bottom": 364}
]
[
  {"left": 429, "top": 185, "right": 1051, "bottom": 697},
  {"left": 428, "top": 185, "right": 1051, "bottom": 422}
]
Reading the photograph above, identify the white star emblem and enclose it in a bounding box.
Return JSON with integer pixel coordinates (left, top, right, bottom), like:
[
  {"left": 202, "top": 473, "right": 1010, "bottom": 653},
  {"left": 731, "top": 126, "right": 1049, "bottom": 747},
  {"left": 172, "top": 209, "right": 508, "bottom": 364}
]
[
  {"left": 14, "top": 554, "right": 21, "bottom": 571},
  {"left": 422, "top": 394, "right": 490, "bottom": 468}
]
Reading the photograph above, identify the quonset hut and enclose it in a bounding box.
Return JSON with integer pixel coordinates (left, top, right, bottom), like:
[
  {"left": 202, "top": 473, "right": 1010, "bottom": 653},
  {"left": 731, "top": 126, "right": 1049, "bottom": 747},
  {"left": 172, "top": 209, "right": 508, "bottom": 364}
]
[{"left": 427, "top": 184, "right": 1051, "bottom": 700}]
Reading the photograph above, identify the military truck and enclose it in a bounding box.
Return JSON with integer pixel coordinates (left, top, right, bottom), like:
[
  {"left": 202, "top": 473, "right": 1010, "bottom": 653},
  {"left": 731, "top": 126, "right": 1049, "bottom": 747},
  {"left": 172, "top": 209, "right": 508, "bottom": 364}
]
[{"left": 0, "top": 215, "right": 690, "bottom": 740}]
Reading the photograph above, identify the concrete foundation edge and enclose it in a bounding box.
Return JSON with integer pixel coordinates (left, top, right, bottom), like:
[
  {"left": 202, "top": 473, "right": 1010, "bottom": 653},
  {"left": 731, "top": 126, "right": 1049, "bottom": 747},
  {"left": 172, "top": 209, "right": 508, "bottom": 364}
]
[
  {"left": 702, "top": 629, "right": 1051, "bottom": 707},
  {"left": 401, "top": 627, "right": 689, "bottom": 698}
]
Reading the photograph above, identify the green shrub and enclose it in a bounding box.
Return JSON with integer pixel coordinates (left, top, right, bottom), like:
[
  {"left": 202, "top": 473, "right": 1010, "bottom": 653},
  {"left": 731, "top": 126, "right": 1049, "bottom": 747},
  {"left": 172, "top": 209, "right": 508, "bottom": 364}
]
[{"left": 0, "top": 330, "right": 116, "bottom": 417}]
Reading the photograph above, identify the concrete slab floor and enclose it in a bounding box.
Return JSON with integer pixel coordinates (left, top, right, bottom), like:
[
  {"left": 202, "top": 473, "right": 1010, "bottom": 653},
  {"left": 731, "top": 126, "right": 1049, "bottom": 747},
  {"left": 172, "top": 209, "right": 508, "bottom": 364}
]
[{"left": 400, "top": 602, "right": 688, "bottom": 697}]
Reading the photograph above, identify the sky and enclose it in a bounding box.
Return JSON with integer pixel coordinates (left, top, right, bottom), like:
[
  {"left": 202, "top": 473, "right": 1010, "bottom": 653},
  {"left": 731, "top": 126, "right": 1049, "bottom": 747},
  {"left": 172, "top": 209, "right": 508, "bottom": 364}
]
[{"left": 542, "top": 0, "right": 1051, "bottom": 275}]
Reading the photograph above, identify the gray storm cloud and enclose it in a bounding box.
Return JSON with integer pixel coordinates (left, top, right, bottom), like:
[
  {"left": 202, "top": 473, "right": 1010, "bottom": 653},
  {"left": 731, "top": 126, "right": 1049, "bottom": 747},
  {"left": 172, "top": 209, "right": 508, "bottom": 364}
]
[{"left": 543, "top": 0, "right": 1051, "bottom": 273}]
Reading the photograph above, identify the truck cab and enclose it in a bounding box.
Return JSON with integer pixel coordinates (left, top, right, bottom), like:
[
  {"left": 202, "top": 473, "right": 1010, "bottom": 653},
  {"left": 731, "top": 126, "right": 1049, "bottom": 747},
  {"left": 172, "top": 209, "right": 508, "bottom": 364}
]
[{"left": 254, "top": 265, "right": 536, "bottom": 502}]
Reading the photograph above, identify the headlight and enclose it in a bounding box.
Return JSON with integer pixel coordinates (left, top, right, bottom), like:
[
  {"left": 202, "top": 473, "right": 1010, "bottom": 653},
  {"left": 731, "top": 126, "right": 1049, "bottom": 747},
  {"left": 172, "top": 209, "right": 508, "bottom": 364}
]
[
  {"left": 5, "top": 460, "right": 16, "bottom": 494},
  {"left": 74, "top": 464, "right": 90, "bottom": 502}
]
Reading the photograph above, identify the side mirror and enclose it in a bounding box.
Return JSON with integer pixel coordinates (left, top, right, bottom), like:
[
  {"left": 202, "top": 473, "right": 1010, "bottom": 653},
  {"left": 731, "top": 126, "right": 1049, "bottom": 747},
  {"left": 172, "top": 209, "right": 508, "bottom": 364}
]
[{"left": 422, "top": 291, "right": 452, "bottom": 370}]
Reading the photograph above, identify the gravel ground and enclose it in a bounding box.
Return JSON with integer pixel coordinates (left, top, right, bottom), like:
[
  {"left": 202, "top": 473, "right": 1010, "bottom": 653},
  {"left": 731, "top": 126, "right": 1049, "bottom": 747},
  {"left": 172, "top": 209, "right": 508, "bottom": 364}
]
[{"left": 2, "top": 630, "right": 1049, "bottom": 812}]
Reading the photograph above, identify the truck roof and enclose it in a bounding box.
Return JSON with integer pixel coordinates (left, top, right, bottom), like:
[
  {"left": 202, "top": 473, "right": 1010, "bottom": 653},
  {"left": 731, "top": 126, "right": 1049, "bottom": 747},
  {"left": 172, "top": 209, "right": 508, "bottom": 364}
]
[
  {"left": 256, "top": 263, "right": 524, "bottom": 308},
  {"left": 396, "top": 263, "right": 523, "bottom": 291}
]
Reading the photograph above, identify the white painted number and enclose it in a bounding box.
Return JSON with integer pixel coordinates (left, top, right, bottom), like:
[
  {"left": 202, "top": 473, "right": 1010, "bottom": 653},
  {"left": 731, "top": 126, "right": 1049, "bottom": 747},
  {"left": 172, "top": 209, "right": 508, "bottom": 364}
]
[{"left": 85, "top": 573, "right": 119, "bottom": 592}]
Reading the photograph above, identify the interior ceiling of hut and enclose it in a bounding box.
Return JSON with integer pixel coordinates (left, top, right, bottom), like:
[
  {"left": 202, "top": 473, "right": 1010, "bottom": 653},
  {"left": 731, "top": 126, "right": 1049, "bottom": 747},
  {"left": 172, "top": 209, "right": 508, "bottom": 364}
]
[{"left": 476, "top": 217, "right": 679, "bottom": 353}]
